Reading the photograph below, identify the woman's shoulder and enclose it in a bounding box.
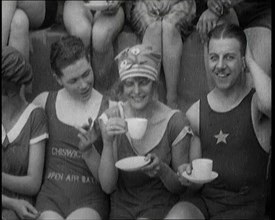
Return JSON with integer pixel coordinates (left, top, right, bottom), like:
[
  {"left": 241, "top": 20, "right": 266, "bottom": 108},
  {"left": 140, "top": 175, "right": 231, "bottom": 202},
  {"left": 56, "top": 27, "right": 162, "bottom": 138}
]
[
  {"left": 30, "top": 104, "right": 47, "bottom": 119},
  {"left": 169, "top": 110, "right": 190, "bottom": 128}
]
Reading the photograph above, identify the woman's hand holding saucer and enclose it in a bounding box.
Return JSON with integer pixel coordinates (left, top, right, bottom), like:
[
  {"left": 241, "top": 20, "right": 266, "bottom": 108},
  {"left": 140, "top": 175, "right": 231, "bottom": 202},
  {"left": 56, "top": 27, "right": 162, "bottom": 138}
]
[
  {"left": 141, "top": 153, "right": 163, "bottom": 178},
  {"left": 177, "top": 163, "right": 192, "bottom": 186}
]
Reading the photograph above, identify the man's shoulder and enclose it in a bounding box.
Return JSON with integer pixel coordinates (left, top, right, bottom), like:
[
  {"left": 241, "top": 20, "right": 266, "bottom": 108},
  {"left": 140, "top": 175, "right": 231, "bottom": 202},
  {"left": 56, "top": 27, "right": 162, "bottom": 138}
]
[
  {"left": 187, "top": 100, "right": 200, "bottom": 118},
  {"left": 186, "top": 100, "right": 201, "bottom": 135}
]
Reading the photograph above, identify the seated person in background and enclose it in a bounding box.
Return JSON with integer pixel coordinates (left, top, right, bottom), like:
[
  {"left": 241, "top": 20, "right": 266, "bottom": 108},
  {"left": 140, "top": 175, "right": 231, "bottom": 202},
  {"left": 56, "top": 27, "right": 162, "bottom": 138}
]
[
  {"left": 165, "top": 24, "right": 271, "bottom": 219},
  {"left": 97, "top": 44, "right": 194, "bottom": 219},
  {"left": 125, "top": 0, "right": 196, "bottom": 109},
  {"left": 2, "top": 0, "right": 58, "bottom": 61},
  {"left": 2, "top": 46, "right": 48, "bottom": 220},
  {"left": 33, "top": 36, "right": 115, "bottom": 220},
  {"left": 63, "top": 0, "right": 125, "bottom": 91}
]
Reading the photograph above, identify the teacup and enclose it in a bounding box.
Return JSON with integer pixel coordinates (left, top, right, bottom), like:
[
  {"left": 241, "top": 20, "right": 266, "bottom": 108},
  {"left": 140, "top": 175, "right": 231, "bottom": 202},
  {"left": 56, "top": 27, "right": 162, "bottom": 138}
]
[
  {"left": 125, "top": 118, "right": 148, "bottom": 140},
  {"left": 192, "top": 158, "right": 213, "bottom": 179}
]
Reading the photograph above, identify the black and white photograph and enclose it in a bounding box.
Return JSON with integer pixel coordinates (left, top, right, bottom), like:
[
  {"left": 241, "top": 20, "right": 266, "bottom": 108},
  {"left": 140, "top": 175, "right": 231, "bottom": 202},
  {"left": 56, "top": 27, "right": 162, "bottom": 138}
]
[{"left": 2, "top": 0, "right": 271, "bottom": 219}]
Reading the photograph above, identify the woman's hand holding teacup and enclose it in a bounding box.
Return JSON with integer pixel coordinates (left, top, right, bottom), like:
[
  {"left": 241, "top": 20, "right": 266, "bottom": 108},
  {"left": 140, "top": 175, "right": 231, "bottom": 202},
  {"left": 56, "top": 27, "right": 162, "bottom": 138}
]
[
  {"left": 141, "top": 153, "right": 163, "bottom": 178},
  {"left": 99, "top": 117, "right": 127, "bottom": 143}
]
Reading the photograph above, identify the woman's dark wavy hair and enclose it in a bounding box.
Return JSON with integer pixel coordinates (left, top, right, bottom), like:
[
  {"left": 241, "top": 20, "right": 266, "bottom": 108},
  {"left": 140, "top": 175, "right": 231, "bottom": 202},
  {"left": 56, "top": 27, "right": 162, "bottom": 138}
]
[
  {"left": 50, "top": 35, "right": 90, "bottom": 77},
  {"left": 207, "top": 23, "right": 247, "bottom": 56}
]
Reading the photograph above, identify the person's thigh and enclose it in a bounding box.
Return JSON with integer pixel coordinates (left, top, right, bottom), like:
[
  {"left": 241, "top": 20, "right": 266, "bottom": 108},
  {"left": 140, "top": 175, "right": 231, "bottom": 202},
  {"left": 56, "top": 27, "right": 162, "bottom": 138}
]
[
  {"left": 93, "top": 7, "right": 125, "bottom": 43},
  {"left": 244, "top": 27, "right": 271, "bottom": 75},
  {"left": 165, "top": 201, "right": 206, "bottom": 219},
  {"left": 63, "top": 1, "right": 93, "bottom": 34},
  {"left": 2, "top": 0, "right": 17, "bottom": 46},
  {"left": 17, "top": 0, "right": 46, "bottom": 28},
  {"left": 38, "top": 210, "right": 64, "bottom": 220},
  {"left": 67, "top": 207, "right": 101, "bottom": 220},
  {"left": 9, "top": 9, "right": 29, "bottom": 59}
]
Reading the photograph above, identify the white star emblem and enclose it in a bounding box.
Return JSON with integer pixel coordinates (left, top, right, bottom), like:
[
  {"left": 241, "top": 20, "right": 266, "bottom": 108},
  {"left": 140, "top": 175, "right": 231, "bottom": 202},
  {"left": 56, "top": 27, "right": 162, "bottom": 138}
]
[{"left": 214, "top": 130, "right": 229, "bottom": 144}]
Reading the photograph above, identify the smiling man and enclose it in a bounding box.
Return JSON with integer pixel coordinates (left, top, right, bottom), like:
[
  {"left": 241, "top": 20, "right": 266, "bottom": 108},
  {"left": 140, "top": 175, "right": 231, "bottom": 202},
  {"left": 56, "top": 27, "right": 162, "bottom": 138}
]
[{"left": 166, "top": 23, "right": 271, "bottom": 219}]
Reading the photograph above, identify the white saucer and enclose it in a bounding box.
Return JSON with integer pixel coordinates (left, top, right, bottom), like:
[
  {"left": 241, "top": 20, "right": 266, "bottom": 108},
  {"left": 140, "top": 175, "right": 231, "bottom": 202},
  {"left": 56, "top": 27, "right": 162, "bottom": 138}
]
[
  {"left": 181, "top": 171, "right": 218, "bottom": 184},
  {"left": 115, "top": 156, "right": 150, "bottom": 172},
  {"left": 83, "top": 1, "right": 109, "bottom": 11}
]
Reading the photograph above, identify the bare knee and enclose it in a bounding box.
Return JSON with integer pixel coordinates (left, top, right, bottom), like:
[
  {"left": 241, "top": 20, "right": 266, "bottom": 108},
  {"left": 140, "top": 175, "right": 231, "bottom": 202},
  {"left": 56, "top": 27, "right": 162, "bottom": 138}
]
[
  {"left": 63, "top": 1, "right": 92, "bottom": 47},
  {"left": 165, "top": 202, "right": 205, "bottom": 219},
  {"left": 10, "top": 9, "right": 29, "bottom": 34},
  {"left": 162, "top": 19, "right": 181, "bottom": 40},
  {"left": 92, "top": 26, "right": 113, "bottom": 53}
]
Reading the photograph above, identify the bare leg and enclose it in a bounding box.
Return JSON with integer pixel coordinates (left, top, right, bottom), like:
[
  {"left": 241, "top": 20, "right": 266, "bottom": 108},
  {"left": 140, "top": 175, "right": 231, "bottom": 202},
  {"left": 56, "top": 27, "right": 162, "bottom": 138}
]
[
  {"left": 92, "top": 7, "right": 124, "bottom": 89},
  {"left": 2, "top": 0, "right": 17, "bottom": 46},
  {"left": 66, "top": 207, "right": 101, "bottom": 220},
  {"left": 16, "top": 0, "right": 45, "bottom": 28},
  {"left": 142, "top": 21, "right": 162, "bottom": 55},
  {"left": 2, "top": 0, "right": 45, "bottom": 55},
  {"left": 162, "top": 19, "right": 183, "bottom": 109},
  {"left": 244, "top": 27, "right": 271, "bottom": 76},
  {"left": 63, "top": 1, "right": 93, "bottom": 48},
  {"left": 142, "top": 21, "right": 162, "bottom": 101},
  {"left": 38, "top": 210, "right": 64, "bottom": 220},
  {"left": 165, "top": 201, "right": 205, "bottom": 219},
  {"left": 9, "top": 9, "right": 30, "bottom": 60}
]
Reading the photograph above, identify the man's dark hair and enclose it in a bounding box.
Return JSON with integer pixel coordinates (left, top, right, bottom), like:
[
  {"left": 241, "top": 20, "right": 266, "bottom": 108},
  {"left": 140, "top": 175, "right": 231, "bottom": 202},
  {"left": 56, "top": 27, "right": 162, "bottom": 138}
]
[
  {"left": 207, "top": 24, "right": 247, "bottom": 56},
  {"left": 50, "top": 35, "right": 90, "bottom": 77}
]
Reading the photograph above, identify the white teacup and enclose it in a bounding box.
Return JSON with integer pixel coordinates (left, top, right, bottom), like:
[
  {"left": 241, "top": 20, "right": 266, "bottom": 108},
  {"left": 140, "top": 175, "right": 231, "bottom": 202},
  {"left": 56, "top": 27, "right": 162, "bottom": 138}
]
[
  {"left": 125, "top": 118, "right": 148, "bottom": 140},
  {"left": 192, "top": 158, "right": 213, "bottom": 179}
]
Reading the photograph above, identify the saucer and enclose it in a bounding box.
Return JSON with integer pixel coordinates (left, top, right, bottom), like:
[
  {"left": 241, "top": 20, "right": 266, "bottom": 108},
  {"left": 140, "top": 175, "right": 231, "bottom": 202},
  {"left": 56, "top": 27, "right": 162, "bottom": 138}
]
[
  {"left": 181, "top": 171, "right": 218, "bottom": 184},
  {"left": 115, "top": 156, "right": 150, "bottom": 172}
]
